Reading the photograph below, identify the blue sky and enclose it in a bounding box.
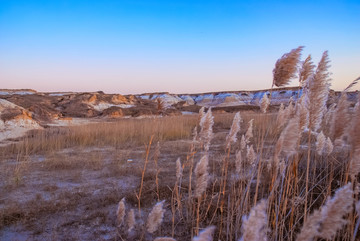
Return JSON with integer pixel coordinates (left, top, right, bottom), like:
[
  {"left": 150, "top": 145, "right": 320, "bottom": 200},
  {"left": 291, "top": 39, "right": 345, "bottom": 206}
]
[{"left": 0, "top": 0, "right": 359, "bottom": 94}]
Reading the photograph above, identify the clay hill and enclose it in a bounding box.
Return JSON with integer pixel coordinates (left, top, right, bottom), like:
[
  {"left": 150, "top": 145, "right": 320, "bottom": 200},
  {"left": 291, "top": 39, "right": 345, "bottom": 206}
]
[{"left": 0, "top": 87, "right": 358, "bottom": 143}]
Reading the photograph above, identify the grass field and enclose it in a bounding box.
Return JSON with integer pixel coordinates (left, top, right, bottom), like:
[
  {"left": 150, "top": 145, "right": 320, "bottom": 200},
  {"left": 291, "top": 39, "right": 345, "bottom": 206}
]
[{"left": 0, "top": 100, "right": 359, "bottom": 241}]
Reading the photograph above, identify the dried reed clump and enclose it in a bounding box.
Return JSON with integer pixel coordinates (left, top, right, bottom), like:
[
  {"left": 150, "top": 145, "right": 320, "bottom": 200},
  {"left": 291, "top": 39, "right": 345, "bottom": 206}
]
[
  {"left": 276, "top": 104, "right": 288, "bottom": 128},
  {"left": 296, "top": 183, "right": 354, "bottom": 241},
  {"left": 296, "top": 209, "right": 322, "bottom": 241},
  {"left": 349, "top": 148, "right": 360, "bottom": 180},
  {"left": 275, "top": 113, "right": 300, "bottom": 161},
  {"left": 273, "top": 46, "right": 304, "bottom": 87},
  {"left": 117, "top": 198, "right": 126, "bottom": 226},
  {"left": 260, "top": 94, "right": 270, "bottom": 113},
  {"left": 192, "top": 226, "right": 216, "bottom": 241},
  {"left": 315, "top": 131, "right": 326, "bottom": 155},
  {"left": 194, "top": 155, "right": 209, "bottom": 198},
  {"left": 154, "top": 238, "right": 177, "bottom": 241},
  {"left": 331, "top": 92, "right": 350, "bottom": 140},
  {"left": 246, "top": 145, "right": 256, "bottom": 167},
  {"left": 245, "top": 119, "right": 254, "bottom": 144},
  {"left": 199, "top": 108, "right": 214, "bottom": 151},
  {"left": 297, "top": 93, "right": 309, "bottom": 131},
  {"left": 240, "top": 199, "right": 269, "bottom": 241},
  {"left": 176, "top": 158, "right": 183, "bottom": 183},
  {"left": 127, "top": 209, "right": 135, "bottom": 233},
  {"left": 235, "top": 150, "right": 242, "bottom": 174},
  {"left": 299, "top": 54, "right": 315, "bottom": 85},
  {"left": 146, "top": 200, "right": 166, "bottom": 234},
  {"left": 349, "top": 97, "right": 360, "bottom": 150},
  {"left": 325, "top": 137, "right": 333, "bottom": 155},
  {"left": 225, "top": 112, "right": 241, "bottom": 149},
  {"left": 240, "top": 135, "right": 246, "bottom": 150},
  {"left": 306, "top": 51, "right": 331, "bottom": 132}
]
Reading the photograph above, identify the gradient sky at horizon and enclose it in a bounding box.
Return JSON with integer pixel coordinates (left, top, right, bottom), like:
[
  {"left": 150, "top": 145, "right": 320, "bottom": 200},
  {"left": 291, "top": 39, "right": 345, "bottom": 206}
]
[{"left": 0, "top": 0, "right": 359, "bottom": 94}]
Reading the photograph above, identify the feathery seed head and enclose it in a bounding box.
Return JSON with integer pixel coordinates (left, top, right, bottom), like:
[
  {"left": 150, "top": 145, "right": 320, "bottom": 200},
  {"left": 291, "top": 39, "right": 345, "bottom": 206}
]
[
  {"left": 199, "top": 108, "right": 214, "bottom": 151},
  {"left": 299, "top": 54, "right": 315, "bottom": 85},
  {"left": 240, "top": 199, "right": 269, "bottom": 241},
  {"left": 192, "top": 226, "right": 216, "bottom": 241},
  {"left": 325, "top": 137, "right": 333, "bottom": 155},
  {"left": 235, "top": 150, "right": 243, "bottom": 174},
  {"left": 306, "top": 51, "right": 331, "bottom": 132},
  {"left": 127, "top": 208, "right": 135, "bottom": 233},
  {"left": 194, "top": 155, "right": 209, "bottom": 198},
  {"left": 246, "top": 145, "right": 256, "bottom": 167},
  {"left": 225, "top": 112, "right": 241, "bottom": 149},
  {"left": 245, "top": 119, "right": 254, "bottom": 144},
  {"left": 146, "top": 200, "right": 166, "bottom": 233},
  {"left": 316, "top": 131, "right": 326, "bottom": 155},
  {"left": 273, "top": 46, "right": 304, "bottom": 87},
  {"left": 154, "top": 238, "right": 177, "bottom": 241},
  {"left": 117, "top": 198, "right": 126, "bottom": 226},
  {"left": 176, "top": 158, "right": 183, "bottom": 183}
]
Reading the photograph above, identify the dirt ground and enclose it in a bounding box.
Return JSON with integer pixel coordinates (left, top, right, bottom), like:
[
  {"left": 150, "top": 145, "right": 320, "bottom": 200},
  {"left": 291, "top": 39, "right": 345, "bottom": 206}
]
[{"left": 0, "top": 131, "right": 229, "bottom": 241}]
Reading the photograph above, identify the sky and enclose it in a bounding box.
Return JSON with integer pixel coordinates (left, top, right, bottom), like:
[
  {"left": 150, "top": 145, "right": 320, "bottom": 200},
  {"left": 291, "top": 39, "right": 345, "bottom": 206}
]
[{"left": 0, "top": 0, "right": 359, "bottom": 94}]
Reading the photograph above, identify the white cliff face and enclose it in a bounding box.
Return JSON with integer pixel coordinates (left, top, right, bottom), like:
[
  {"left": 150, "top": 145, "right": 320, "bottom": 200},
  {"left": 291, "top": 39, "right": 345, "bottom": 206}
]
[{"left": 137, "top": 89, "right": 302, "bottom": 108}]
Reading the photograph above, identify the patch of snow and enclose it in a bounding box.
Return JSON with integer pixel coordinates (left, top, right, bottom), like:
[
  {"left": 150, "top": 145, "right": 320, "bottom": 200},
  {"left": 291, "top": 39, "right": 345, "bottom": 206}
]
[
  {"left": 139, "top": 95, "right": 150, "bottom": 100},
  {"left": 152, "top": 94, "right": 183, "bottom": 107},
  {"left": 14, "top": 91, "right": 34, "bottom": 95},
  {"left": 0, "top": 91, "right": 9, "bottom": 95},
  {"left": 180, "top": 95, "right": 195, "bottom": 105},
  {"left": 0, "top": 118, "right": 42, "bottom": 143},
  {"left": 181, "top": 111, "right": 196, "bottom": 115},
  {"left": 49, "top": 93, "right": 65, "bottom": 96},
  {"left": 89, "top": 102, "right": 134, "bottom": 111}
]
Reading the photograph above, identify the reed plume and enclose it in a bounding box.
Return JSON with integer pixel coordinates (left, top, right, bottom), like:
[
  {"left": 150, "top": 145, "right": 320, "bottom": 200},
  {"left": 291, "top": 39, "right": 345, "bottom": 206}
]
[
  {"left": 127, "top": 209, "right": 135, "bottom": 233},
  {"left": 325, "top": 137, "right": 333, "bottom": 155},
  {"left": 225, "top": 112, "right": 241, "bottom": 149},
  {"left": 276, "top": 103, "right": 288, "bottom": 128},
  {"left": 154, "top": 238, "right": 177, "bottom": 241},
  {"left": 192, "top": 226, "right": 215, "bottom": 241},
  {"left": 194, "top": 155, "right": 209, "bottom": 198},
  {"left": 240, "top": 199, "right": 269, "bottom": 241},
  {"left": 245, "top": 119, "right": 254, "bottom": 144},
  {"left": 235, "top": 150, "right": 242, "bottom": 174},
  {"left": 296, "top": 183, "right": 354, "bottom": 240},
  {"left": 299, "top": 54, "right": 315, "bottom": 85},
  {"left": 275, "top": 113, "right": 301, "bottom": 160},
  {"left": 199, "top": 108, "right": 214, "bottom": 151},
  {"left": 331, "top": 92, "right": 350, "bottom": 140},
  {"left": 315, "top": 131, "right": 326, "bottom": 155},
  {"left": 240, "top": 134, "right": 246, "bottom": 150},
  {"left": 297, "top": 93, "right": 309, "bottom": 132},
  {"left": 349, "top": 148, "right": 360, "bottom": 180},
  {"left": 306, "top": 51, "right": 331, "bottom": 132},
  {"left": 246, "top": 145, "right": 256, "bottom": 167},
  {"left": 260, "top": 94, "right": 270, "bottom": 113},
  {"left": 117, "top": 198, "right": 126, "bottom": 226},
  {"left": 273, "top": 46, "right": 304, "bottom": 87},
  {"left": 146, "top": 200, "right": 166, "bottom": 233},
  {"left": 176, "top": 157, "right": 183, "bottom": 183}
]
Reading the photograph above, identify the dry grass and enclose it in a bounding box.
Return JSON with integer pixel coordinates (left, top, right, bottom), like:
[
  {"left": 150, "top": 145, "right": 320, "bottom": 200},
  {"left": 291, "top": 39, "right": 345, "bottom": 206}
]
[{"left": 1, "top": 51, "right": 359, "bottom": 240}]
